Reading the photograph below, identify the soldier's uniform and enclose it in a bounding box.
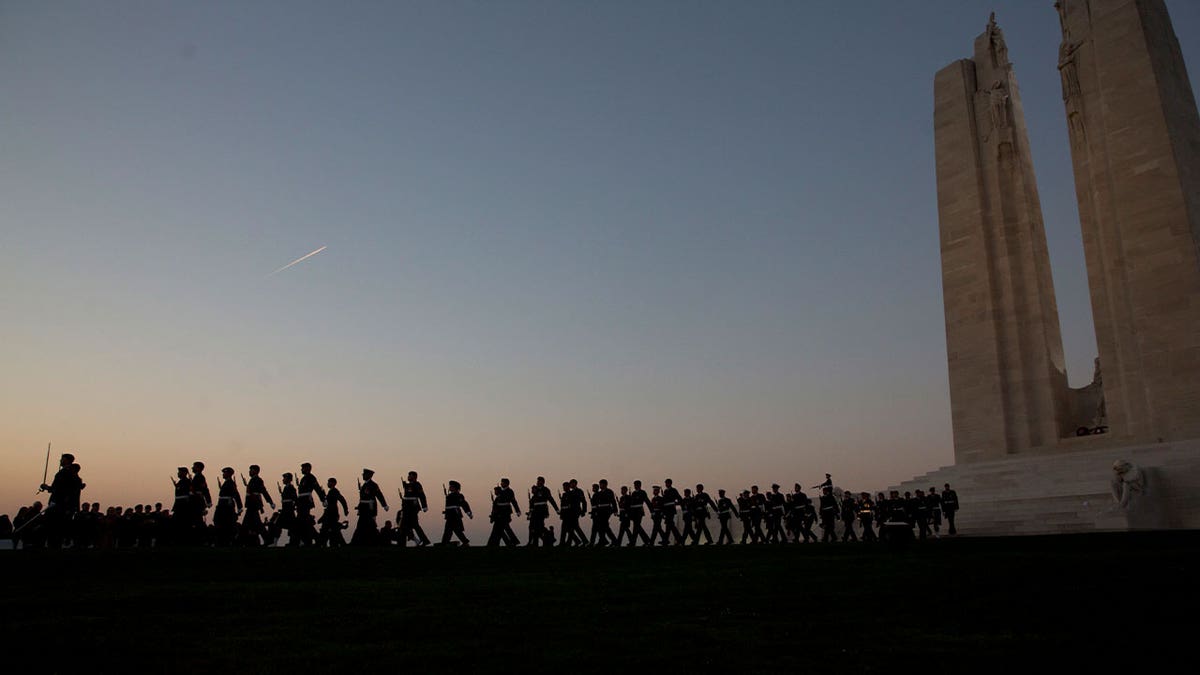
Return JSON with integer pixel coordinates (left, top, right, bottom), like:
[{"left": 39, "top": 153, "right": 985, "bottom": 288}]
[
  {"left": 558, "top": 484, "right": 583, "bottom": 547},
  {"left": 241, "top": 472, "right": 275, "bottom": 546},
  {"left": 213, "top": 473, "right": 243, "bottom": 546},
  {"left": 295, "top": 468, "right": 326, "bottom": 547},
  {"left": 649, "top": 492, "right": 666, "bottom": 545},
  {"left": 818, "top": 490, "right": 839, "bottom": 543},
  {"left": 765, "top": 489, "right": 788, "bottom": 543},
  {"left": 441, "top": 483, "right": 472, "bottom": 546},
  {"left": 589, "top": 484, "right": 617, "bottom": 547},
  {"left": 527, "top": 484, "right": 558, "bottom": 547},
  {"left": 487, "top": 485, "right": 520, "bottom": 546},
  {"left": 881, "top": 493, "right": 914, "bottom": 544},
  {"left": 857, "top": 495, "right": 877, "bottom": 542},
  {"left": 716, "top": 493, "right": 739, "bottom": 545},
  {"left": 42, "top": 459, "right": 84, "bottom": 548},
  {"left": 171, "top": 472, "right": 193, "bottom": 543},
  {"left": 627, "top": 485, "right": 652, "bottom": 546},
  {"left": 660, "top": 484, "right": 685, "bottom": 545},
  {"left": 279, "top": 477, "right": 299, "bottom": 546},
  {"left": 748, "top": 490, "right": 767, "bottom": 543},
  {"left": 801, "top": 495, "right": 819, "bottom": 543},
  {"left": 351, "top": 472, "right": 388, "bottom": 545},
  {"left": 737, "top": 493, "right": 756, "bottom": 544},
  {"left": 616, "top": 492, "right": 633, "bottom": 546},
  {"left": 678, "top": 492, "right": 695, "bottom": 544},
  {"left": 839, "top": 493, "right": 858, "bottom": 542},
  {"left": 318, "top": 484, "right": 349, "bottom": 547},
  {"left": 400, "top": 479, "right": 431, "bottom": 546},
  {"left": 691, "top": 490, "right": 717, "bottom": 545},
  {"left": 912, "top": 492, "right": 931, "bottom": 540},
  {"left": 941, "top": 485, "right": 960, "bottom": 535},
  {"left": 927, "top": 489, "right": 943, "bottom": 536},
  {"left": 190, "top": 467, "right": 212, "bottom": 537}
]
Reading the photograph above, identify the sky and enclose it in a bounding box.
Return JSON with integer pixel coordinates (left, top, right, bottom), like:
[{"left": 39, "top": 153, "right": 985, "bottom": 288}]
[{"left": 4, "top": 0, "right": 1200, "bottom": 540}]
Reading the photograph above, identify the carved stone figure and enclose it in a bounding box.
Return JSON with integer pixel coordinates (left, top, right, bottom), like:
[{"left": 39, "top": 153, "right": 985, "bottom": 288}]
[
  {"left": 988, "top": 81, "right": 1009, "bottom": 131},
  {"left": 986, "top": 13, "right": 1009, "bottom": 68},
  {"left": 1110, "top": 460, "right": 1146, "bottom": 509}
]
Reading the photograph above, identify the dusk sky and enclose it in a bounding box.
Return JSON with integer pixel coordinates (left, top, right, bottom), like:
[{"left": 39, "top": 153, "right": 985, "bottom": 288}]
[{"left": 5, "top": 0, "right": 1200, "bottom": 538}]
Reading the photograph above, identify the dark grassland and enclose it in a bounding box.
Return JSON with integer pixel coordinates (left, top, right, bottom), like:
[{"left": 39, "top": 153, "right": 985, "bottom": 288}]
[{"left": 2, "top": 533, "right": 1195, "bottom": 672}]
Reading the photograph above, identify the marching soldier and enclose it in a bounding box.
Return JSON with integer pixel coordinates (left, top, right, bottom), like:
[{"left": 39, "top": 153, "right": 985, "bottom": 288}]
[
  {"left": 679, "top": 488, "right": 695, "bottom": 544},
  {"left": 912, "top": 489, "right": 931, "bottom": 540},
  {"left": 941, "top": 483, "right": 959, "bottom": 535},
  {"left": 839, "top": 490, "right": 858, "bottom": 542},
  {"left": 351, "top": 468, "right": 388, "bottom": 545},
  {"left": 213, "top": 467, "right": 243, "bottom": 546},
  {"left": 487, "top": 478, "right": 521, "bottom": 546},
  {"left": 818, "top": 486, "right": 839, "bottom": 543},
  {"left": 399, "top": 471, "right": 431, "bottom": 547},
  {"left": 812, "top": 473, "right": 833, "bottom": 492},
  {"left": 691, "top": 484, "right": 717, "bottom": 545},
  {"left": 881, "top": 490, "right": 913, "bottom": 544},
  {"left": 801, "top": 490, "right": 819, "bottom": 543},
  {"left": 589, "top": 479, "right": 617, "bottom": 547},
  {"left": 748, "top": 486, "right": 767, "bottom": 543},
  {"left": 318, "top": 477, "right": 349, "bottom": 547},
  {"left": 615, "top": 486, "right": 633, "bottom": 546},
  {"left": 927, "top": 486, "right": 943, "bottom": 537},
  {"left": 294, "top": 463, "right": 326, "bottom": 547},
  {"left": 660, "top": 479, "right": 685, "bottom": 545},
  {"left": 765, "top": 484, "right": 788, "bottom": 543},
  {"left": 737, "top": 490, "right": 757, "bottom": 544},
  {"left": 190, "top": 461, "right": 212, "bottom": 535},
  {"left": 857, "top": 492, "right": 877, "bottom": 542},
  {"left": 441, "top": 480, "right": 473, "bottom": 546},
  {"left": 170, "top": 466, "right": 193, "bottom": 543},
  {"left": 627, "top": 480, "right": 652, "bottom": 546},
  {"left": 567, "top": 479, "right": 589, "bottom": 546},
  {"left": 558, "top": 481, "right": 582, "bottom": 547},
  {"left": 526, "top": 476, "right": 559, "bottom": 547},
  {"left": 240, "top": 465, "right": 275, "bottom": 546},
  {"left": 278, "top": 473, "right": 299, "bottom": 546},
  {"left": 715, "top": 489, "right": 738, "bottom": 545}
]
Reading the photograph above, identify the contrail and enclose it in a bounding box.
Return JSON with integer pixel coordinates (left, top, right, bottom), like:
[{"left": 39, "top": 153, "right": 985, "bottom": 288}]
[{"left": 269, "top": 245, "right": 326, "bottom": 276}]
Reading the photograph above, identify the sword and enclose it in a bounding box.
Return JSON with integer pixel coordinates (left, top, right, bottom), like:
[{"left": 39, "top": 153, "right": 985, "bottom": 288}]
[{"left": 36, "top": 442, "right": 50, "bottom": 493}]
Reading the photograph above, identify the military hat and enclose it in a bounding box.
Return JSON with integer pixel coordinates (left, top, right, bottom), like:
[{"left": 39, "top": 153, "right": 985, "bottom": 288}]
[
  {"left": 282, "top": 472, "right": 293, "bottom": 480},
  {"left": 61, "top": 453, "right": 76, "bottom": 462},
  {"left": 448, "top": 480, "right": 461, "bottom": 489},
  {"left": 362, "top": 468, "right": 374, "bottom": 477}
]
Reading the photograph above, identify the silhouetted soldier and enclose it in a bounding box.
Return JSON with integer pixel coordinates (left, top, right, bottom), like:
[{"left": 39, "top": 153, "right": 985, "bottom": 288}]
[
  {"left": 399, "top": 471, "right": 431, "bottom": 546},
  {"left": 190, "top": 461, "right": 212, "bottom": 536},
  {"left": 679, "top": 488, "right": 696, "bottom": 543},
  {"left": 912, "top": 489, "right": 931, "bottom": 540},
  {"left": 817, "top": 486, "right": 838, "bottom": 543},
  {"left": 589, "top": 480, "right": 617, "bottom": 546},
  {"left": 279, "top": 473, "right": 299, "bottom": 546},
  {"left": 765, "top": 484, "right": 788, "bottom": 543},
  {"left": 627, "top": 480, "right": 652, "bottom": 546},
  {"left": 649, "top": 486, "right": 666, "bottom": 544},
  {"left": 39, "top": 453, "right": 84, "bottom": 548},
  {"left": 812, "top": 473, "right": 833, "bottom": 492},
  {"left": 317, "top": 477, "right": 349, "bottom": 547},
  {"left": 213, "top": 467, "right": 243, "bottom": 546},
  {"left": 294, "top": 463, "right": 326, "bottom": 547},
  {"left": 748, "top": 486, "right": 767, "bottom": 543},
  {"left": 737, "top": 490, "right": 756, "bottom": 544},
  {"left": 927, "top": 486, "right": 943, "bottom": 537},
  {"left": 558, "top": 481, "right": 582, "bottom": 547},
  {"left": 170, "top": 467, "right": 193, "bottom": 543},
  {"left": 241, "top": 465, "right": 275, "bottom": 546},
  {"left": 526, "top": 476, "right": 559, "bottom": 547},
  {"left": 800, "top": 491, "right": 819, "bottom": 543},
  {"left": 660, "top": 479, "right": 685, "bottom": 545},
  {"left": 941, "top": 483, "right": 959, "bottom": 535},
  {"left": 858, "top": 492, "right": 877, "bottom": 542},
  {"left": 566, "top": 479, "right": 589, "bottom": 546},
  {"left": 351, "top": 468, "right": 388, "bottom": 545},
  {"left": 716, "top": 489, "right": 738, "bottom": 545},
  {"left": 881, "top": 490, "right": 913, "bottom": 545},
  {"left": 616, "top": 486, "right": 633, "bottom": 546},
  {"left": 441, "top": 480, "right": 473, "bottom": 546},
  {"left": 839, "top": 491, "right": 858, "bottom": 542},
  {"left": 691, "top": 485, "right": 717, "bottom": 545},
  {"left": 487, "top": 478, "right": 521, "bottom": 546}
]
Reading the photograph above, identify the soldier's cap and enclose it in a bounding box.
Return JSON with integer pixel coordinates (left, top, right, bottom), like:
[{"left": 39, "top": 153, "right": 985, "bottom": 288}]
[
  {"left": 363, "top": 468, "right": 374, "bottom": 477},
  {"left": 448, "top": 480, "right": 461, "bottom": 489},
  {"left": 193, "top": 461, "right": 205, "bottom": 470},
  {"left": 301, "top": 462, "right": 312, "bottom": 470},
  {"left": 249, "top": 464, "right": 260, "bottom": 472},
  {"left": 177, "top": 467, "right": 188, "bottom": 473},
  {"left": 772, "top": 483, "right": 780, "bottom": 489},
  {"left": 283, "top": 472, "right": 294, "bottom": 479},
  {"left": 61, "top": 453, "right": 76, "bottom": 462},
  {"left": 222, "top": 467, "right": 234, "bottom": 474}
]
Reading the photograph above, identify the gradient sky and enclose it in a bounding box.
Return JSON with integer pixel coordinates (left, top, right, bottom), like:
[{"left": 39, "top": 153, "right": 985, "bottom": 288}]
[{"left": 4, "top": 1, "right": 1200, "bottom": 539}]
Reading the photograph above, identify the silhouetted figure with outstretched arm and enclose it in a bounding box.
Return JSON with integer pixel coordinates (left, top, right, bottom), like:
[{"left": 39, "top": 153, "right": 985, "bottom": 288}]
[{"left": 240, "top": 465, "right": 274, "bottom": 546}]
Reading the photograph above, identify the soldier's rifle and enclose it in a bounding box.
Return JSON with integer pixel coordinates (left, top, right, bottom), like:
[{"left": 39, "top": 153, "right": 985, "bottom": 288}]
[{"left": 240, "top": 472, "right": 248, "bottom": 488}]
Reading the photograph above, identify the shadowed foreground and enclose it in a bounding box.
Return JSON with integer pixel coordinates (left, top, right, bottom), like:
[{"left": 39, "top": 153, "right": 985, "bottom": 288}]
[{"left": 2, "top": 533, "right": 1195, "bottom": 671}]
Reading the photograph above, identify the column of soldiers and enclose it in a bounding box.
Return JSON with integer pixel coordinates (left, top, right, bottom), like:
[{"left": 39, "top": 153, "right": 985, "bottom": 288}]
[{"left": 9, "top": 454, "right": 963, "bottom": 548}]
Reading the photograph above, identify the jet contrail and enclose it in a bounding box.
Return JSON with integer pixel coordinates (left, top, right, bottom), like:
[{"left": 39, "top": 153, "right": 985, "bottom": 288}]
[{"left": 269, "top": 245, "right": 326, "bottom": 276}]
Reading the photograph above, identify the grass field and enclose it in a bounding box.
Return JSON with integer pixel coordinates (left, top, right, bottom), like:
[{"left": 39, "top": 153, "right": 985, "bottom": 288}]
[{"left": 2, "top": 532, "right": 1196, "bottom": 672}]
